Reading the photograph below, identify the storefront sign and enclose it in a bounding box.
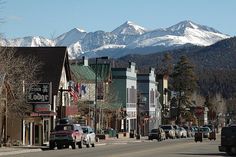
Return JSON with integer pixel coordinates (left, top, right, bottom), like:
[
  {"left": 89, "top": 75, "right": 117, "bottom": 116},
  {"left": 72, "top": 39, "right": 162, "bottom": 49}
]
[
  {"left": 34, "top": 104, "right": 51, "bottom": 112},
  {"left": 27, "top": 83, "right": 51, "bottom": 104}
]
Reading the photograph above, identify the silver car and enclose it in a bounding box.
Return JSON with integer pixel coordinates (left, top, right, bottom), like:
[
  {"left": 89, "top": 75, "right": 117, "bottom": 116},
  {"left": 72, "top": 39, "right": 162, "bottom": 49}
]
[
  {"left": 81, "top": 126, "right": 96, "bottom": 147},
  {"left": 199, "top": 127, "right": 211, "bottom": 138},
  {"left": 160, "top": 125, "right": 176, "bottom": 139}
]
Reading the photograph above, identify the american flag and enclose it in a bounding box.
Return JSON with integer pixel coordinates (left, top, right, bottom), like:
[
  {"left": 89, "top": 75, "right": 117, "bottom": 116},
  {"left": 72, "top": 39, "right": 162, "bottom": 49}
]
[{"left": 68, "top": 81, "right": 79, "bottom": 103}]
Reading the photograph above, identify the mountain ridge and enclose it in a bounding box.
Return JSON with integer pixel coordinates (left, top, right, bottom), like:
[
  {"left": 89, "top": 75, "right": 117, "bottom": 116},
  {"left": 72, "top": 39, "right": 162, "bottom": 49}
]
[{"left": 0, "top": 20, "right": 230, "bottom": 59}]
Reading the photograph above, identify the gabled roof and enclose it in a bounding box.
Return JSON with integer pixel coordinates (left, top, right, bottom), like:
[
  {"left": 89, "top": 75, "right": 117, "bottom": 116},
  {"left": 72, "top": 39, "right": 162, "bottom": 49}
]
[
  {"left": 70, "top": 63, "right": 96, "bottom": 82},
  {"left": 1, "top": 47, "right": 71, "bottom": 95}
]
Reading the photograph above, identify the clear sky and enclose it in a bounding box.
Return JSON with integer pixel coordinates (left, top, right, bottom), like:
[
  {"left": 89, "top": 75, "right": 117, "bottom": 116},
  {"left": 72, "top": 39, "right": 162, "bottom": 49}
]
[{"left": 1, "top": 0, "right": 236, "bottom": 39}]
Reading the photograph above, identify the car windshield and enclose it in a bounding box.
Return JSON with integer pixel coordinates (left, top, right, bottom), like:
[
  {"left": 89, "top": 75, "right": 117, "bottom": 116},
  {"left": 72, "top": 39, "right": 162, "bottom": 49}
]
[
  {"left": 55, "top": 125, "right": 73, "bottom": 131},
  {"left": 173, "top": 125, "right": 178, "bottom": 129},
  {"left": 82, "top": 127, "right": 88, "bottom": 133},
  {"left": 151, "top": 129, "right": 158, "bottom": 133},
  {"left": 200, "top": 127, "right": 209, "bottom": 132},
  {"left": 161, "top": 125, "right": 172, "bottom": 130}
]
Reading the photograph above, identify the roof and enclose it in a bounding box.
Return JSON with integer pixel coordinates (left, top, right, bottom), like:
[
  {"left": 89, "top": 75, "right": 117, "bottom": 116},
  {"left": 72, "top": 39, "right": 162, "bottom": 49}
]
[
  {"left": 70, "top": 64, "right": 96, "bottom": 82},
  {"left": 1, "top": 47, "right": 71, "bottom": 95}
]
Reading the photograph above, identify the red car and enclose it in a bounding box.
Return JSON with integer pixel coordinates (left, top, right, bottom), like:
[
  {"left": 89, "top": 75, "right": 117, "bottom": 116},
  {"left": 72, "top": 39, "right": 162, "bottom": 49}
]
[{"left": 49, "top": 123, "right": 83, "bottom": 149}]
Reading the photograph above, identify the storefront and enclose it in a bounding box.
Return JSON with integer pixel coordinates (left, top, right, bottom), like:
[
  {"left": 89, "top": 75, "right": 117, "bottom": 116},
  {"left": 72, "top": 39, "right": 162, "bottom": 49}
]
[
  {"left": 22, "top": 112, "right": 55, "bottom": 146},
  {"left": 23, "top": 83, "right": 54, "bottom": 146}
]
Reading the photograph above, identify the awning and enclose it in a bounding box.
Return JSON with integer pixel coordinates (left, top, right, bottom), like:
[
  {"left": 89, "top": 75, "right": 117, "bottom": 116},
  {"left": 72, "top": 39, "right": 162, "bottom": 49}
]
[{"left": 30, "top": 111, "right": 57, "bottom": 117}]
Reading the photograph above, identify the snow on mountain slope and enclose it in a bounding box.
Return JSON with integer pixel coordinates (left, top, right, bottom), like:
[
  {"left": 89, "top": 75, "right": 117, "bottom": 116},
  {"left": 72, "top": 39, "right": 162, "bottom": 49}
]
[
  {"left": 55, "top": 28, "right": 86, "bottom": 46},
  {"left": 92, "top": 44, "right": 126, "bottom": 51},
  {"left": 112, "top": 21, "right": 147, "bottom": 35},
  {"left": 129, "top": 20, "right": 229, "bottom": 48},
  {"left": 67, "top": 41, "right": 83, "bottom": 59},
  {"left": 7, "top": 36, "right": 55, "bottom": 47}
]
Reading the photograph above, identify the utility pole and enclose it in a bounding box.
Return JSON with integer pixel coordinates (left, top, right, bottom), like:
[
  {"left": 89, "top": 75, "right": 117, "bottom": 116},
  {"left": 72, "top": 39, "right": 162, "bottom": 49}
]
[
  {"left": 59, "top": 87, "right": 70, "bottom": 119},
  {"left": 136, "top": 93, "right": 141, "bottom": 139},
  {"left": 94, "top": 56, "right": 108, "bottom": 134}
]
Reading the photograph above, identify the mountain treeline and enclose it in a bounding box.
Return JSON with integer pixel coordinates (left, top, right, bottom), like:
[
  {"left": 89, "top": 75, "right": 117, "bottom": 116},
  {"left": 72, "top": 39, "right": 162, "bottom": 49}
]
[{"left": 117, "top": 37, "right": 236, "bottom": 99}]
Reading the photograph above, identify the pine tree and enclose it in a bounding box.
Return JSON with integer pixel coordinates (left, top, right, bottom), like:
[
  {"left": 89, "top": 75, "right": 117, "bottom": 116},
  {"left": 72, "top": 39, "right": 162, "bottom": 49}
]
[{"left": 172, "top": 55, "right": 198, "bottom": 124}]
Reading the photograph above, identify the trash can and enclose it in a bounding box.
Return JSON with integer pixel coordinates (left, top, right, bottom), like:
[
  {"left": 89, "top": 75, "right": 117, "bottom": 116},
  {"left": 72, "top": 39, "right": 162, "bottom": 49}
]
[
  {"left": 108, "top": 129, "right": 117, "bottom": 137},
  {"left": 130, "top": 130, "right": 135, "bottom": 138},
  {"left": 194, "top": 132, "right": 203, "bottom": 142},
  {"left": 112, "top": 130, "right": 117, "bottom": 137}
]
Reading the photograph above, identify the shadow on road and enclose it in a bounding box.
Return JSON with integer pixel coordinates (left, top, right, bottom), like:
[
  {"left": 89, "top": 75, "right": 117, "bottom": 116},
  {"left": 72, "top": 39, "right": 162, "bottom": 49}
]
[
  {"left": 177, "top": 152, "right": 230, "bottom": 156},
  {"left": 41, "top": 147, "right": 50, "bottom": 151}
]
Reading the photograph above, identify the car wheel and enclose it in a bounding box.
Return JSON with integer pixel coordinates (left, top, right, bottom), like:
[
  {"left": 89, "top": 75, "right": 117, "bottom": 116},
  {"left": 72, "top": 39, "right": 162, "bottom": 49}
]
[
  {"left": 49, "top": 141, "right": 55, "bottom": 150},
  {"left": 91, "top": 143, "right": 95, "bottom": 147},
  {"left": 86, "top": 139, "right": 91, "bottom": 148},
  {"left": 78, "top": 141, "right": 82, "bottom": 149},
  {"left": 71, "top": 141, "right": 76, "bottom": 149},
  {"left": 57, "top": 144, "right": 63, "bottom": 149}
]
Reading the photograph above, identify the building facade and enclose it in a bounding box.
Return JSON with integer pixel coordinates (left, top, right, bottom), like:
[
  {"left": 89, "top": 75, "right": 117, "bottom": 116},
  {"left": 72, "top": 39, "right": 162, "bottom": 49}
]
[
  {"left": 137, "top": 68, "right": 162, "bottom": 136},
  {"left": 111, "top": 62, "right": 137, "bottom": 133},
  {"left": 3, "top": 47, "right": 74, "bottom": 146}
]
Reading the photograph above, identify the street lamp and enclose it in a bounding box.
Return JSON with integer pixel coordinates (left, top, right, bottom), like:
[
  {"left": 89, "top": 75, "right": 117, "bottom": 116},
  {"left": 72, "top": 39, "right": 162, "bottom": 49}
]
[{"left": 94, "top": 56, "right": 109, "bottom": 134}]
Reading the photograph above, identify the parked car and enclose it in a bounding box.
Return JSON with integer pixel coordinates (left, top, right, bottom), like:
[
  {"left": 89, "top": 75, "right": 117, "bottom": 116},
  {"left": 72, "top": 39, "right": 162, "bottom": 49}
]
[
  {"left": 148, "top": 128, "right": 166, "bottom": 141},
  {"left": 49, "top": 123, "right": 83, "bottom": 149},
  {"left": 173, "top": 125, "right": 181, "bottom": 138},
  {"left": 191, "top": 126, "right": 199, "bottom": 136},
  {"left": 183, "top": 125, "right": 193, "bottom": 137},
  {"left": 160, "top": 125, "right": 176, "bottom": 139},
  {"left": 81, "top": 125, "right": 96, "bottom": 147},
  {"left": 179, "top": 127, "right": 187, "bottom": 138},
  {"left": 199, "top": 126, "right": 211, "bottom": 138}
]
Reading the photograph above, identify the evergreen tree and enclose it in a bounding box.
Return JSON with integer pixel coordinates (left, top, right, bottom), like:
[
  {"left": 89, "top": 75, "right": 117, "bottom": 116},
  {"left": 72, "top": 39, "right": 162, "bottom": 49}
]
[
  {"left": 157, "top": 53, "right": 173, "bottom": 75},
  {"left": 172, "top": 55, "right": 198, "bottom": 124}
]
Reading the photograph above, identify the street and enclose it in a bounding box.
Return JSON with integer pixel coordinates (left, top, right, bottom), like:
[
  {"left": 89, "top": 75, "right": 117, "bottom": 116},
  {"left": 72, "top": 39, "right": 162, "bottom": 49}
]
[{"left": 0, "top": 136, "right": 229, "bottom": 157}]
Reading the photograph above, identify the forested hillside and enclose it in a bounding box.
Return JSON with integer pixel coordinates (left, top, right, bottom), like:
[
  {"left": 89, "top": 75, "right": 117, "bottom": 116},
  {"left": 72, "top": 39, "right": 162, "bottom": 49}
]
[{"left": 117, "top": 37, "right": 236, "bottom": 99}]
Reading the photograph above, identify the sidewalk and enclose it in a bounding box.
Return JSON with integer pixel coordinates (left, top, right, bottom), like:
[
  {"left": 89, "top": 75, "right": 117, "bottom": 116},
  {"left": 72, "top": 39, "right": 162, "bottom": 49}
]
[
  {"left": 0, "top": 146, "right": 42, "bottom": 156},
  {"left": 0, "top": 136, "right": 148, "bottom": 156}
]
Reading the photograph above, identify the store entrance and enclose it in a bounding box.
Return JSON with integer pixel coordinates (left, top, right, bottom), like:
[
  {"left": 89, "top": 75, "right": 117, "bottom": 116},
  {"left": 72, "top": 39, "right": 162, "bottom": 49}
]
[{"left": 34, "top": 124, "right": 42, "bottom": 145}]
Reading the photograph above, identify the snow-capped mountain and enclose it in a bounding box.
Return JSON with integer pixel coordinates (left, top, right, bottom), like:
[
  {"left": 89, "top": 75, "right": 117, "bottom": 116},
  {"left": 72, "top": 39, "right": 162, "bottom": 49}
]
[
  {"left": 112, "top": 21, "right": 147, "bottom": 35},
  {"left": 1, "top": 20, "right": 230, "bottom": 59},
  {"left": 129, "top": 20, "right": 229, "bottom": 48},
  {"left": 0, "top": 36, "right": 55, "bottom": 47}
]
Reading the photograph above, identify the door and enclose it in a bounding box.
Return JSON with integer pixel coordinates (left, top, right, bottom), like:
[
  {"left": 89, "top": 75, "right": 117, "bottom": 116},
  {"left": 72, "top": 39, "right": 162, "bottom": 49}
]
[{"left": 34, "top": 124, "right": 42, "bottom": 145}]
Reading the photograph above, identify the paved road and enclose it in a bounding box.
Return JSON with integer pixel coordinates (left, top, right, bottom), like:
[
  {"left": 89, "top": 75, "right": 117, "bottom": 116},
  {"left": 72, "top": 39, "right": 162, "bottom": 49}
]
[{"left": 0, "top": 137, "right": 228, "bottom": 157}]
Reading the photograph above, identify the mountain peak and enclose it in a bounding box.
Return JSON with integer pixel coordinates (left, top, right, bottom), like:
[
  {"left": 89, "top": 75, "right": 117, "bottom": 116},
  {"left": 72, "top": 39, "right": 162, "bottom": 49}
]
[
  {"left": 168, "top": 20, "right": 221, "bottom": 34},
  {"left": 168, "top": 20, "right": 199, "bottom": 31},
  {"left": 73, "top": 28, "right": 86, "bottom": 33},
  {"left": 125, "top": 20, "right": 133, "bottom": 24},
  {"left": 112, "top": 21, "right": 147, "bottom": 35}
]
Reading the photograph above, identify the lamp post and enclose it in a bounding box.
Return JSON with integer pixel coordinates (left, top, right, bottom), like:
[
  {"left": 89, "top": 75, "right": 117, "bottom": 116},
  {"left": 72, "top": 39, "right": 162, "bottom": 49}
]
[{"left": 94, "top": 56, "right": 108, "bottom": 134}]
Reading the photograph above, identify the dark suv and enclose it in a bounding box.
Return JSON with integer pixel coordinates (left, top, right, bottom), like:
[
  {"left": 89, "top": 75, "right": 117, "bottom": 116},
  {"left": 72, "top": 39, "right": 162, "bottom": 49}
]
[{"left": 49, "top": 123, "right": 83, "bottom": 149}]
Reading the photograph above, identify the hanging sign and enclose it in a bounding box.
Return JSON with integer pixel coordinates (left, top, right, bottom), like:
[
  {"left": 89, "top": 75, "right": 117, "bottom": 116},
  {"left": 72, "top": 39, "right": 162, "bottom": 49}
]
[{"left": 27, "top": 83, "right": 51, "bottom": 104}]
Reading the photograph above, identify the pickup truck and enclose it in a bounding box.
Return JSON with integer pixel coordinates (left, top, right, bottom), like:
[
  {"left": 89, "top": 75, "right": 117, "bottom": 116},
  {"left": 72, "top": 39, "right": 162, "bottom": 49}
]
[
  {"left": 218, "top": 125, "right": 236, "bottom": 155},
  {"left": 49, "top": 123, "right": 83, "bottom": 149}
]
